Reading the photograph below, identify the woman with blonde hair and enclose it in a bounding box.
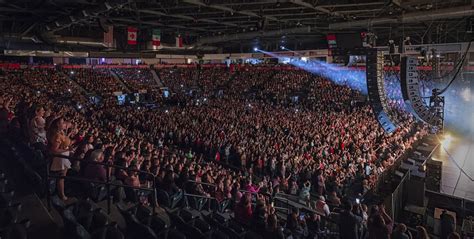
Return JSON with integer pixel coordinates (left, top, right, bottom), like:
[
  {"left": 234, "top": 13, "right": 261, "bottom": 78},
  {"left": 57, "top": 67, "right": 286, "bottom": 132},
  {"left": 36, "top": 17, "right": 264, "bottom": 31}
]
[{"left": 47, "top": 117, "right": 74, "bottom": 200}]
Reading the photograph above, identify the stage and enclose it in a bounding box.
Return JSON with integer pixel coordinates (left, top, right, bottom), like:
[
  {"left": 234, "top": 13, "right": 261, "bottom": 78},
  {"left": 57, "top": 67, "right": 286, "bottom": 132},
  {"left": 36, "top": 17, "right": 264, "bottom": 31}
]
[{"left": 432, "top": 132, "right": 474, "bottom": 200}]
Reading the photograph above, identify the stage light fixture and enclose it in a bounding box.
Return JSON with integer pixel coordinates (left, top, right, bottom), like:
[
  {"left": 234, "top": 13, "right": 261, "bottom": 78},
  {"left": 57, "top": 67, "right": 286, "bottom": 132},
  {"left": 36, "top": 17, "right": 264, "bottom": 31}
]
[
  {"left": 253, "top": 47, "right": 259, "bottom": 52},
  {"left": 280, "top": 46, "right": 285, "bottom": 50}
]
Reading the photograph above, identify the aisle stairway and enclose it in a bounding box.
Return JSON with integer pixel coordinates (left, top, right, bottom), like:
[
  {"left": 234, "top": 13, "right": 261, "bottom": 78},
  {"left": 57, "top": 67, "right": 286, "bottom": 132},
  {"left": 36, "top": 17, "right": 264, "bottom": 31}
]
[
  {"left": 109, "top": 69, "right": 132, "bottom": 93},
  {"left": 59, "top": 71, "right": 89, "bottom": 95},
  {"left": 150, "top": 69, "right": 164, "bottom": 87},
  {"left": 0, "top": 141, "right": 60, "bottom": 239}
]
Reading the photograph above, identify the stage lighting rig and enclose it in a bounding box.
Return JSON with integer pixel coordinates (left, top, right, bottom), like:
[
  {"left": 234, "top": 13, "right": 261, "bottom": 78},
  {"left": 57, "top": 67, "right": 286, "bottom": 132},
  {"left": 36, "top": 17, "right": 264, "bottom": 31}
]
[{"left": 401, "top": 39, "right": 472, "bottom": 133}]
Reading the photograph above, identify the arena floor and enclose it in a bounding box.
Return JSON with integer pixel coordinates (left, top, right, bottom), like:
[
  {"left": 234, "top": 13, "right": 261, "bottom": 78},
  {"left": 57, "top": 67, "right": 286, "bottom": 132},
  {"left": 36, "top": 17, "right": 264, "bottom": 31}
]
[{"left": 432, "top": 131, "right": 474, "bottom": 200}]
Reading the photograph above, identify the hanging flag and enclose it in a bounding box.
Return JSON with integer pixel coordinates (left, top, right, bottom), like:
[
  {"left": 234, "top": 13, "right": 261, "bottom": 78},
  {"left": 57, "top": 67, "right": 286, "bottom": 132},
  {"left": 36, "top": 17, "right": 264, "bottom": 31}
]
[
  {"left": 103, "top": 26, "right": 114, "bottom": 48},
  {"left": 152, "top": 29, "right": 161, "bottom": 46},
  {"left": 175, "top": 34, "right": 183, "bottom": 48},
  {"left": 127, "top": 27, "right": 137, "bottom": 45}
]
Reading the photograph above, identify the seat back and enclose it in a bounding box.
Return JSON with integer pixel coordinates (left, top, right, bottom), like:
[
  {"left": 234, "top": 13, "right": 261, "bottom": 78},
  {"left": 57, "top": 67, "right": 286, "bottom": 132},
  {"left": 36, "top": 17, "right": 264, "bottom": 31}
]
[
  {"left": 135, "top": 205, "right": 153, "bottom": 226},
  {"left": 211, "top": 230, "right": 229, "bottom": 239},
  {"left": 193, "top": 218, "right": 211, "bottom": 233},
  {"left": 169, "top": 191, "right": 183, "bottom": 209},
  {"left": 181, "top": 223, "right": 203, "bottom": 239},
  {"left": 156, "top": 189, "right": 170, "bottom": 208},
  {"left": 168, "top": 229, "right": 187, "bottom": 239}
]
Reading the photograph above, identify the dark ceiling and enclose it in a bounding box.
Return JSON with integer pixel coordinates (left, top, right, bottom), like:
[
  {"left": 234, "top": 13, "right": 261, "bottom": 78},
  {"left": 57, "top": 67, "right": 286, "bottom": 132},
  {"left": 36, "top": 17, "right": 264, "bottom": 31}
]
[{"left": 0, "top": 0, "right": 472, "bottom": 54}]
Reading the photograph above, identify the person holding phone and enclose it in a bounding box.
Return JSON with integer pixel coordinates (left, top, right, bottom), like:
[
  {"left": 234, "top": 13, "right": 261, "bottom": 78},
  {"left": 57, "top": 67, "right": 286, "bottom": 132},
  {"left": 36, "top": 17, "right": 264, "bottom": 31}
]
[
  {"left": 286, "top": 207, "right": 307, "bottom": 239},
  {"left": 368, "top": 204, "right": 393, "bottom": 239}
]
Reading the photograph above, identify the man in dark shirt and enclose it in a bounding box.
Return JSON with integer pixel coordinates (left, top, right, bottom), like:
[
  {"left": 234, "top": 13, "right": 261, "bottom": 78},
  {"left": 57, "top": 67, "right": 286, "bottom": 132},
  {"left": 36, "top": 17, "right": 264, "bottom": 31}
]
[
  {"left": 339, "top": 200, "right": 363, "bottom": 239},
  {"left": 440, "top": 210, "right": 456, "bottom": 239}
]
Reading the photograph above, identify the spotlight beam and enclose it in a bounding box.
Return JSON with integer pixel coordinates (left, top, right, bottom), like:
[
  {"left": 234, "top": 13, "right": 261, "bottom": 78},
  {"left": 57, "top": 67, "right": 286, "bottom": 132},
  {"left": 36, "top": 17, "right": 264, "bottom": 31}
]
[{"left": 259, "top": 49, "right": 368, "bottom": 94}]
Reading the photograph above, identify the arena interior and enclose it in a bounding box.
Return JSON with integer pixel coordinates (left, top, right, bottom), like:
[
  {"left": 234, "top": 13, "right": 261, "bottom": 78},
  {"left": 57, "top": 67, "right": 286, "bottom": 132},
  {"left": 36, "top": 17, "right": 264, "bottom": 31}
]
[{"left": 0, "top": 0, "right": 473, "bottom": 239}]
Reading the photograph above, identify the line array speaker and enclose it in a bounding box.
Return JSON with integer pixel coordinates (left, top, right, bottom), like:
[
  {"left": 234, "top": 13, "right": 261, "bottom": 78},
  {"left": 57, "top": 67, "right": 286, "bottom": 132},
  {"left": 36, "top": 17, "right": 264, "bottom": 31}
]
[
  {"left": 366, "top": 48, "right": 398, "bottom": 133},
  {"left": 401, "top": 56, "right": 443, "bottom": 127}
]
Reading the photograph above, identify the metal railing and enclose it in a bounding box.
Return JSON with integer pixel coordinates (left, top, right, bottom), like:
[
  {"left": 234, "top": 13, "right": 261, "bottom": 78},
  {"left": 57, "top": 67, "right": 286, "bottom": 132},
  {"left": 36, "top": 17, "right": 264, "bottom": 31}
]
[
  {"left": 183, "top": 180, "right": 218, "bottom": 211},
  {"left": 367, "top": 134, "right": 438, "bottom": 200},
  {"left": 272, "top": 193, "right": 340, "bottom": 237},
  {"left": 46, "top": 154, "right": 157, "bottom": 214}
]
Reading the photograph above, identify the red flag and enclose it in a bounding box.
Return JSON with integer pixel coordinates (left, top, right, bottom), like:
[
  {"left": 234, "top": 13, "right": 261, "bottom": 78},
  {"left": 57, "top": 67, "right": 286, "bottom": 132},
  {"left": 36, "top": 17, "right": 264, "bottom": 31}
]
[
  {"left": 127, "top": 27, "right": 137, "bottom": 45},
  {"left": 175, "top": 35, "right": 183, "bottom": 48}
]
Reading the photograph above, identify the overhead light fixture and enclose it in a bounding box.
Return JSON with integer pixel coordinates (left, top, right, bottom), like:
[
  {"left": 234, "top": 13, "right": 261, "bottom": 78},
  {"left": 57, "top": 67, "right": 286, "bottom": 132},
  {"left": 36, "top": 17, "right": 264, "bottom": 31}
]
[
  {"left": 69, "top": 16, "right": 76, "bottom": 22},
  {"left": 280, "top": 46, "right": 285, "bottom": 50},
  {"left": 82, "top": 10, "right": 89, "bottom": 17},
  {"left": 253, "top": 47, "right": 259, "bottom": 52},
  {"left": 54, "top": 21, "right": 61, "bottom": 27}
]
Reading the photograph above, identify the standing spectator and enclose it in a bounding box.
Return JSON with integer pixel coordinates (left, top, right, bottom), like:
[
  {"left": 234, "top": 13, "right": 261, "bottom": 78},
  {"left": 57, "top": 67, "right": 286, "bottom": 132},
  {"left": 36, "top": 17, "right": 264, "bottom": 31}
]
[
  {"left": 83, "top": 149, "right": 106, "bottom": 182},
  {"left": 234, "top": 194, "right": 253, "bottom": 225},
  {"left": 0, "top": 96, "right": 12, "bottom": 134},
  {"left": 264, "top": 214, "right": 284, "bottom": 239},
  {"left": 392, "top": 223, "right": 412, "bottom": 239},
  {"left": 47, "top": 117, "right": 75, "bottom": 201},
  {"left": 299, "top": 181, "right": 311, "bottom": 202},
  {"left": 368, "top": 205, "right": 393, "bottom": 239},
  {"left": 327, "top": 191, "right": 341, "bottom": 206},
  {"left": 315, "top": 196, "right": 330, "bottom": 217},
  {"left": 29, "top": 105, "right": 47, "bottom": 146},
  {"left": 339, "top": 200, "right": 363, "bottom": 239},
  {"left": 440, "top": 210, "right": 456, "bottom": 239},
  {"left": 286, "top": 207, "right": 306, "bottom": 239}
]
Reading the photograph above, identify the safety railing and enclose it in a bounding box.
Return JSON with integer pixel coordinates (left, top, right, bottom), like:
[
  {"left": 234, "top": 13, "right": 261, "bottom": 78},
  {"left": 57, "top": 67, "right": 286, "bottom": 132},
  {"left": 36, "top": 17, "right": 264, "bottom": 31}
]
[
  {"left": 183, "top": 180, "right": 218, "bottom": 211},
  {"left": 272, "top": 193, "right": 340, "bottom": 238},
  {"left": 366, "top": 133, "right": 438, "bottom": 200},
  {"left": 46, "top": 154, "right": 157, "bottom": 214}
]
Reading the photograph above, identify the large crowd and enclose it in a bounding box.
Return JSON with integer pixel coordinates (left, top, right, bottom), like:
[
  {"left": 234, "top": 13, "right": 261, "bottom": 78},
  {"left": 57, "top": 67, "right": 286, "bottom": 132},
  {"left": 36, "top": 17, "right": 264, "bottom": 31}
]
[
  {"left": 113, "top": 68, "right": 156, "bottom": 91},
  {"left": 1, "top": 63, "right": 457, "bottom": 239},
  {"left": 64, "top": 68, "right": 126, "bottom": 95}
]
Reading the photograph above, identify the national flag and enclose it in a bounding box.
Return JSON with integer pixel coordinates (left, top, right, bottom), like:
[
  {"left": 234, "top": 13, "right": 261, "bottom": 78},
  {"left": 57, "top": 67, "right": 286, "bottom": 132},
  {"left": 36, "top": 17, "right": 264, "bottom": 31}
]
[
  {"left": 152, "top": 29, "right": 161, "bottom": 46},
  {"left": 127, "top": 27, "right": 137, "bottom": 45},
  {"left": 175, "top": 35, "right": 183, "bottom": 48}
]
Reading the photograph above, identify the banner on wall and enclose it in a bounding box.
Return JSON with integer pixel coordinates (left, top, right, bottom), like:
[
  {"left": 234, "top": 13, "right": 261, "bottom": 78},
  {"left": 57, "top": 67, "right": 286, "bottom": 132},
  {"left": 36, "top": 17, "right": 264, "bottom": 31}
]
[
  {"left": 175, "top": 35, "right": 183, "bottom": 48},
  {"left": 127, "top": 27, "right": 137, "bottom": 45},
  {"left": 152, "top": 29, "right": 161, "bottom": 46},
  {"left": 104, "top": 26, "right": 114, "bottom": 48}
]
